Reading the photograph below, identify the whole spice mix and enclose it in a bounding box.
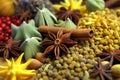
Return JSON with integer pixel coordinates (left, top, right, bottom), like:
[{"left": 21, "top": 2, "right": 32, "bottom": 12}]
[{"left": 41, "top": 30, "right": 77, "bottom": 59}]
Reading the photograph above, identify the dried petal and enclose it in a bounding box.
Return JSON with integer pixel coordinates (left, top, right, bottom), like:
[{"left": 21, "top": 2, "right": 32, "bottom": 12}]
[
  {"left": 62, "top": 39, "right": 77, "bottom": 46},
  {"left": 43, "top": 45, "right": 54, "bottom": 56},
  {"left": 48, "top": 31, "right": 56, "bottom": 40},
  {"left": 42, "top": 30, "right": 76, "bottom": 59},
  {"left": 61, "top": 32, "right": 71, "bottom": 40},
  {"left": 11, "top": 46, "right": 22, "bottom": 51},
  {"left": 10, "top": 48, "right": 20, "bottom": 57},
  {"left": 60, "top": 44, "right": 69, "bottom": 54},
  {"left": 3, "top": 49, "right": 9, "bottom": 59},
  {"left": 90, "top": 58, "right": 112, "bottom": 80},
  {"left": 97, "top": 49, "right": 120, "bottom": 66},
  {"left": 41, "top": 40, "right": 54, "bottom": 46},
  {"left": 0, "top": 39, "right": 22, "bottom": 59},
  {"left": 54, "top": 46, "right": 60, "bottom": 59},
  {"left": 57, "top": 30, "right": 63, "bottom": 38},
  {"left": 57, "top": 7, "right": 81, "bottom": 24}
]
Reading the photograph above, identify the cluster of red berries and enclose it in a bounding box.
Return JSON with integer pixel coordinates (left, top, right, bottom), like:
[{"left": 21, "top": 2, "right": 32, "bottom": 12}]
[{"left": 0, "top": 16, "right": 21, "bottom": 42}]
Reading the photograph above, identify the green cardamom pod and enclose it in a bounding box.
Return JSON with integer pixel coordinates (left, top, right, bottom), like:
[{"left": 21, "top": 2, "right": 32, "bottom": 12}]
[
  {"left": 35, "top": 7, "right": 57, "bottom": 27},
  {"left": 86, "top": 0, "right": 105, "bottom": 12},
  {"left": 11, "top": 20, "right": 42, "bottom": 60},
  {"left": 20, "top": 37, "right": 41, "bottom": 60},
  {"left": 11, "top": 20, "right": 42, "bottom": 41},
  {"left": 111, "top": 64, "right": 120, "bottom": 78},
  {"left": 82, "top": 71, "right": 90, "bottom": 80},
  {"left": 54, "top": 18, "right": 77, "bottom": 28}
]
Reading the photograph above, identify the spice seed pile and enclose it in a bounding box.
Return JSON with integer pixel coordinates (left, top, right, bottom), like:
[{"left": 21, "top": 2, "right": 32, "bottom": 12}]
[
  {"left": 0, "top": 0, "right": 120, "bottom": 80},
  {"left": 36, "top": 44, "right": 97, "bottom": 80},
  {"left": 78, "top": 8, "right": 120, "bottom": 52},
  {"left": 35, "top": 8, "right": 120, "bottom": 80}
]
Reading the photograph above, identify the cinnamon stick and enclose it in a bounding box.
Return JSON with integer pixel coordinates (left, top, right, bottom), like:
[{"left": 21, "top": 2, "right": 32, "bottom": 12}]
[
  {"left": 39, "top": 26, "right": 94, "bottom": 41},
  {"left": 105, "top": 0, "right": 120, "bottom": 8},
  {"left": 73, "top": 37, "right": 93, "bottom": 41}
]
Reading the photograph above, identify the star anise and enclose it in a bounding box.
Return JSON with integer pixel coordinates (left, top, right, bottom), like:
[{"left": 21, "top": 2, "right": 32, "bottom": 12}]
[
  {"left": 0, "top": 39, "right": 22, "bottom": 59},
  {"left": 56, "top": 7, "right": 81, "bottom": 25},
  {"left": 97, "top": 49, "right": 120, "bottom": 67},
  {"left": 18, "top": 9, "right": 31, "bottom": 22},
  {"left": 41, "top": 30, "right": 77, "bottom": 59},
  {"left": 90, "top": 58, "right": 112, "bottom": 80}
]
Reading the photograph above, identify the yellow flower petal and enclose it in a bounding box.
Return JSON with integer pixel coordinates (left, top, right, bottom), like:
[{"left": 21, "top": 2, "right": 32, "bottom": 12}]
[
  {"left": 20, "top": 59, "right": 33, "bottom": 69},
  {"left": 15, "top": 53, "right": 24, "bottom": 65},
  {"left": 53, "top": 4, "right": 62, "bottom": 11},
  {"left": 0, "top": 54, "right": 35, "bottom": 80},
  {"left": 53, "top": 0, "right": 87, "bottom": 14}
]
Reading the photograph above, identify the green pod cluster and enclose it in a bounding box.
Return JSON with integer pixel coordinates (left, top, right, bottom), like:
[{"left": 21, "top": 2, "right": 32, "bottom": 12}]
[
  {"left": 55, "top": 18, "right": 77, "bottom": 29},
  {"left": 34, "top": 7, "right": 57, "bottom": 27},
  {"left": 11, "top": 20, "right": 42, "bottom": 60},
  {"left": 20, "top": 37, "right": 41, "bottom": 60},
  {"left": 86, "top": 0, "right": 105, "bottom": 12},
  {"left": 11, "top": 20, "right": 42, "bottom": 41}
]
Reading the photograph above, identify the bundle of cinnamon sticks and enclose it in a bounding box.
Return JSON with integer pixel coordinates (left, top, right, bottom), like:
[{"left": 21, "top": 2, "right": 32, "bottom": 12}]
[{"left": 39, "top": 26, "right": 94, "bottom": 41}]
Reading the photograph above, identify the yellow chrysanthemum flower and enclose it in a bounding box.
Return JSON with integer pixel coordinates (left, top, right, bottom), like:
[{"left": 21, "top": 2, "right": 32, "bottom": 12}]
[
  {"left": 0, "top": 53, "right": 36, "bottom": 80},
  {"left": 53, "top": 0, "right": 87, "bottom": 15}
]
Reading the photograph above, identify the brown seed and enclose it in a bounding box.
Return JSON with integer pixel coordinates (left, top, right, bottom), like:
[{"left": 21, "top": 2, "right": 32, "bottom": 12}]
[
  {"left": 35, "top": 52, "right": 45, "bottom": 63},
  {"left": 111, "top": 64, "right": 120, "bottom": 78},
  {"left": 101, "top": 61, "right": 109, "bottom": 66},
  {"left": 41, "top": 71, "right": 47, "bottom": 76},
  {"left": 27, "top": 59, "right": 43, "bottom": 70}
]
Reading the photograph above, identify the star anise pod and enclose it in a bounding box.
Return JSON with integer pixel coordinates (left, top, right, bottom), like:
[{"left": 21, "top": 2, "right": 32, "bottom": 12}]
[
  {"left": 0, "top": 39, "right": 22, "bottom": 59},
  {"left": 97, "top": 49, "right": 120, "bottom": 67},
  {"left": 56, "top": 7, "right": 81, "bottom": 25},
  {"left": 18, "top": 9, "right": 31, "bottom": 22},
  {"left": 90, "top": 58, "right": 112, "bottom": 80},
  {"left": 41, "top": 30, "right": 77, "bottom": 59}
]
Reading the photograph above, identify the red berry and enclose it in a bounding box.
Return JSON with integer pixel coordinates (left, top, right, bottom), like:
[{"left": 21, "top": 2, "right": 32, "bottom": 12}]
[
  {"left": 4, "top": 26, "right": 9, "bottom": 30},
  {"left": 1, "top": 16, "right": 5, "bottom": 20},
  {"left": 0, "top": 16, "right": 21, "bottom": 42},
  {"left": 0, "top": 19, "right": 2, "bottom": 24},
  {"left": 5, "top": 33, "right": 9, "bottom": 37},
  {"left": 4, "top": 36, "right": 9, "bottom": 41},
  {"left": 7, "top": 29, "right": 11, "bottom": 34},
  {"left": 6, "top": 16, "right": 10, "bottom": 21},
  {"left": 1, "top": 23, "right": 6, "bottom": 29},
  {"left": 0, "top": 27, "right": 2, "bottom": 32},
  {"left": 0, "top": 35, "right": 3, "bottom": 40},
  {"left": 7, "top": 21, "right": 11, "bottom": 26},
  {"left": 2, "top": 19, "right": 6, "bottom": 23},
  {"left": 16, "top": 20, "right": 21, "bottom": 25}
]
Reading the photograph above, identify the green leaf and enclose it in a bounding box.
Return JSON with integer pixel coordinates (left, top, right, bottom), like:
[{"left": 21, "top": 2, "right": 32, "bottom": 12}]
[
  {"left": 55, "top": 18, "right": 77, "bottom": 29},
  {"left": 86, "top": 0, "right": 105, "bottom": 12},
  {"left": 44, "top": 8, "right": 57, "bottom": 22},
  {"left": 43, "top": 9, "right": 55, "bottom": 26},
  {"left": 12, "top": 20, "right": 42, "bottom": 41},
  {"left": 11, "top": 24, "right": 19, "bottom": 38},
  {"left": 20, "top": 37, "right": 41, "bottom": 60},
  {"left": 34, "top": 7, "right": 57, "bottom": 27},
  {"left": 35, "top": 8, "right": 46, "bottom": 26}
]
